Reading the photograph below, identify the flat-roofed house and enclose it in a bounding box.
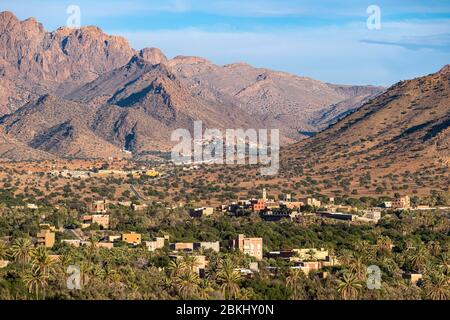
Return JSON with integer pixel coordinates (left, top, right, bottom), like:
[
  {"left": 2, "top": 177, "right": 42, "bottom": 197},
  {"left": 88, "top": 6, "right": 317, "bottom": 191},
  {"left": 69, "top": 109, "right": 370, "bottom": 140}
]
[
  {"left": 96, "top": 242, "right": 114, "bottom": 249},
  {"left": 189, "top": 207, "right": 214, "bottom": 217},
  {"left": 89, "top": 200, "right": 108, "bottom": 213},
  {"left": 230, "top": 234, "right": 263, "bottom": 261},
  {"left": 306, "top": 198, "right": 322, "bottom": 207},
  {"left": 0, "top": 260, "right": 9, "bottom": 268},
  {"left": 317, "top": 212, "right": 357, "bottom": 221},
  {"left": 37, "top": 229, "right": 55, "bottom": 248},
  {"left": 132, "top": 203, "right": 148, "bottom": 211},
  {"left": 61, "top": 239, "right": 81, "bottom": 247},
  {"left": 108, "top": 235, "right": 121, "bottom": 242},
  {"left": 363, "top": 208, "right": 382, "bottom": 222},
  {"left": 251, "top": 200, "right": 266, "bottom": 213},
  {"left": 382, "top": 201, "right": 393, "bottom": 208},
  {"left": 193, "top": 241, "right": 220, "bottom": 253},
  {"left": 170, "top": 242, "right": 194, "bottom": 251},
  {"left": 122, "top": 232, "right": 142, "bottom": 245},
  {"left": 281, "top": 201, "right": 304, "bottom": 210},
  {"left": 145, "top": 237, "right": 166, "bottom": 252},
  {"left": 394, "top": 195, "right": 411, "bottom": 210},
  {"left": 82, "top": 214, "right": 110, "bottom": 229},
  {"left": 292, "top": 261, "right": 323, "bottom": 274},
  {"left": 266, "top": 250, "right": 297, "bottom": 260}
]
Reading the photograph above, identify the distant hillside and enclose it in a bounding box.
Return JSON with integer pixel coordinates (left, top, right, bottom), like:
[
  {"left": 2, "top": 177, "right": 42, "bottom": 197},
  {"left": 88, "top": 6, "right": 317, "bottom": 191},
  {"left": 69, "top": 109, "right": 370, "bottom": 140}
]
[
  {"left": 168, "top": 59, "right": 384, "bottom": 138},
  {"left": 277, "top": 65, "right": 450, "bottom": 195},
  {"left": 164, "top": 65, "right": 449, "bottom": 199}
]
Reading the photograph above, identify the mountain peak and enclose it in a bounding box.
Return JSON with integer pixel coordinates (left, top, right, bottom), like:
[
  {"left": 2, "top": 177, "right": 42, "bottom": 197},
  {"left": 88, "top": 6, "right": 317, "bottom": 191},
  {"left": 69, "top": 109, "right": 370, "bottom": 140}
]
[
  {"left": 54, "top": 25, "right": 131, "bottom": 46},
  {"left": 0, "top": 11, "right": 18, "bottom": 21},
  {"left": 0, "top": 12, "right": 45, "bottom": 33},
  {"left": 139, "top": 48, "right": 167, "bottom": 65},
  {"left": 438, "top": 64, "right": 450, "bottom": 75},
  {"left": 0, "top": 13, "right": 136, "bottom": 111},
  {"left": 0, "top": 11, "right": 20, "bottom": 29},
  {"left": 170, "top": 55, "right": 211, "bottom": 65}
]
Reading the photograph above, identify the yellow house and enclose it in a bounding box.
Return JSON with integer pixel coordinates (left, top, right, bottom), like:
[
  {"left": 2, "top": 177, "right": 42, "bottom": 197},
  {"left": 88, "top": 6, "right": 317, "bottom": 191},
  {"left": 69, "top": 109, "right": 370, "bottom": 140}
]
[
  {"left": 122, "top": 232, "right": 142, "bottom": 245},
  {"left": 37, "top": 229, "right": 55, "bottom": 248}
]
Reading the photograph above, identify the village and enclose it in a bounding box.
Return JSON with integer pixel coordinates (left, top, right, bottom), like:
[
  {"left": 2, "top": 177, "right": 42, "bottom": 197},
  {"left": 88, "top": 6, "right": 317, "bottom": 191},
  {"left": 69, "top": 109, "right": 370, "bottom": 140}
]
[{"left": 2, "top": 187, "right": 439, "bottom": 288}]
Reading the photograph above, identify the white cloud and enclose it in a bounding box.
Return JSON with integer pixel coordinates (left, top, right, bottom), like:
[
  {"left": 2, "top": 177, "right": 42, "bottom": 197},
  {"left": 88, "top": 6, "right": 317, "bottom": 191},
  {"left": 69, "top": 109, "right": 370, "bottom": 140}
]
[{"left": 112, "top": 19, "right": 450, "bottom": 86}]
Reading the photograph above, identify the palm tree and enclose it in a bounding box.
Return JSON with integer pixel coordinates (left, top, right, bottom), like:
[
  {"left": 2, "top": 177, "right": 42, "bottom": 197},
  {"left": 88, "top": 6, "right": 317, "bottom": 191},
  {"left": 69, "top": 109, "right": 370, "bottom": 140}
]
[
  {"left": 238, "top": 288, "right": 254, "bottom": 300},
  {"left": 216, "top": 258, "right": 241, "bottom": 300},
  {"left": 348, "top": 255, "right": 367, "bottom": 281},
  {"left": 168, "top": 259, "right": 187, "bottom": 277},
  {"left": 23, "top": 268, "right": 48, "bottom": 300},
  {"left": 103, "top": 265, "right": 120, "bottom": 282},
  {"left": 87, "top": 267, "right": 102, "bottom": 291},
  {"left": 80, "top": 261, "right": 94, "bottom": 287},
  {"left": 30, "top": 247, "right": 55, "bottom": 278},
  {"left": 423, "top": 272, "right": 450, "bottom": 300},
  {"left": 176, "top": 270, "right": 200, "bottom": 300},
  {"left": 437, "top": 253, "right": 450, "bottom": 276},
  {"left": 380, "top": 256, "right": 401, "bottom": 278},
  {"left": 87, "top": 235, "right": 99, "bottom": 263},
  {"left": 377, "top": 236, "right": 393, "bottom": 257},
  {"left": 426, "top": 241, "right": 441, "bottom": 256},
  {"left": 0, "top": 240, "right": 8, "bottom": 260},
  {"left": 354, "top": 240, "right": 374, "bottom": 261},
  {"left": 10, "top": 238, "right": 33, "bottom": 269},
  {"left": 336, "top": 272, "right": 363, "bottom": 300},
  {"left": 407, "top": 246, "right": 428, "bottom": 273},
  {"left": 198, "top": 279, "right": 214, "bottom": 300},
  {"left": 183, "top": 255, "right": 200, "bottom": 273},
  {"left": 160, "top": 274, "right": 174, "bottom": 294},
  {"left": 338, "top": 250, "right": 353, "bottom": 266},
  {"left": 286, "top": 268, "right": 304, "bottom": 299}
]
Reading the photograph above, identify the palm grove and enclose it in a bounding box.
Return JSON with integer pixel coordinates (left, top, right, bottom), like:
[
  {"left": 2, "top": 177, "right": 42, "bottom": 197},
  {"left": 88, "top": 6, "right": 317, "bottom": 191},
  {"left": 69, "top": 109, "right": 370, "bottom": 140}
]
[{"left": 0, "top": 201, "right": 448, "bottom": 300}]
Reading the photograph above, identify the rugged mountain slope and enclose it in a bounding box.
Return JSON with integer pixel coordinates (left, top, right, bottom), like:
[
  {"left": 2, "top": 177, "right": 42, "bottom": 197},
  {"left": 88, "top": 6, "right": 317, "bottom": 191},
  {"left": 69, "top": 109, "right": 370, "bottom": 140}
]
[
  {"left": 168, "top": 58, "right": 384, "bottom": 137},
  {"left": 1, "top": 55, "right": 269, "bottom": 158},
  {"left": 283, "top": 65, "right": 450, "bottom": 176},
  {"left": 310, "top": 85, "right": 383, "bottom": 129},
  {"left": 0, "top": 11, "right": 385, "bottom": 160},
  {"left": 187, "top": 66, "right": 448, "bottom": 198},
  {"left": 0, "top": 95, "right": 127, "bottom": 159},
  {"left": 0, "top": 128, "right": 53, "bottom": 160},
  {"left": 0, "top": 11, "right": 135, "bottom": 115},
  {"left": 67, "top": 54, "right": 273, "bottom": 154},
  {"left": 68, "top": 53, "right": 384, "bottom": 147}
]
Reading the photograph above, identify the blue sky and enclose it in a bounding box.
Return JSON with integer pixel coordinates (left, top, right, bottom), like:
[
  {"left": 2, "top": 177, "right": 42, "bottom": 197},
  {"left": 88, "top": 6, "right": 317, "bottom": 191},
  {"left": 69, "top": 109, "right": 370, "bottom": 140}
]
[{"left": 1, "top": 0, "right": 449, "bottom": 86}]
